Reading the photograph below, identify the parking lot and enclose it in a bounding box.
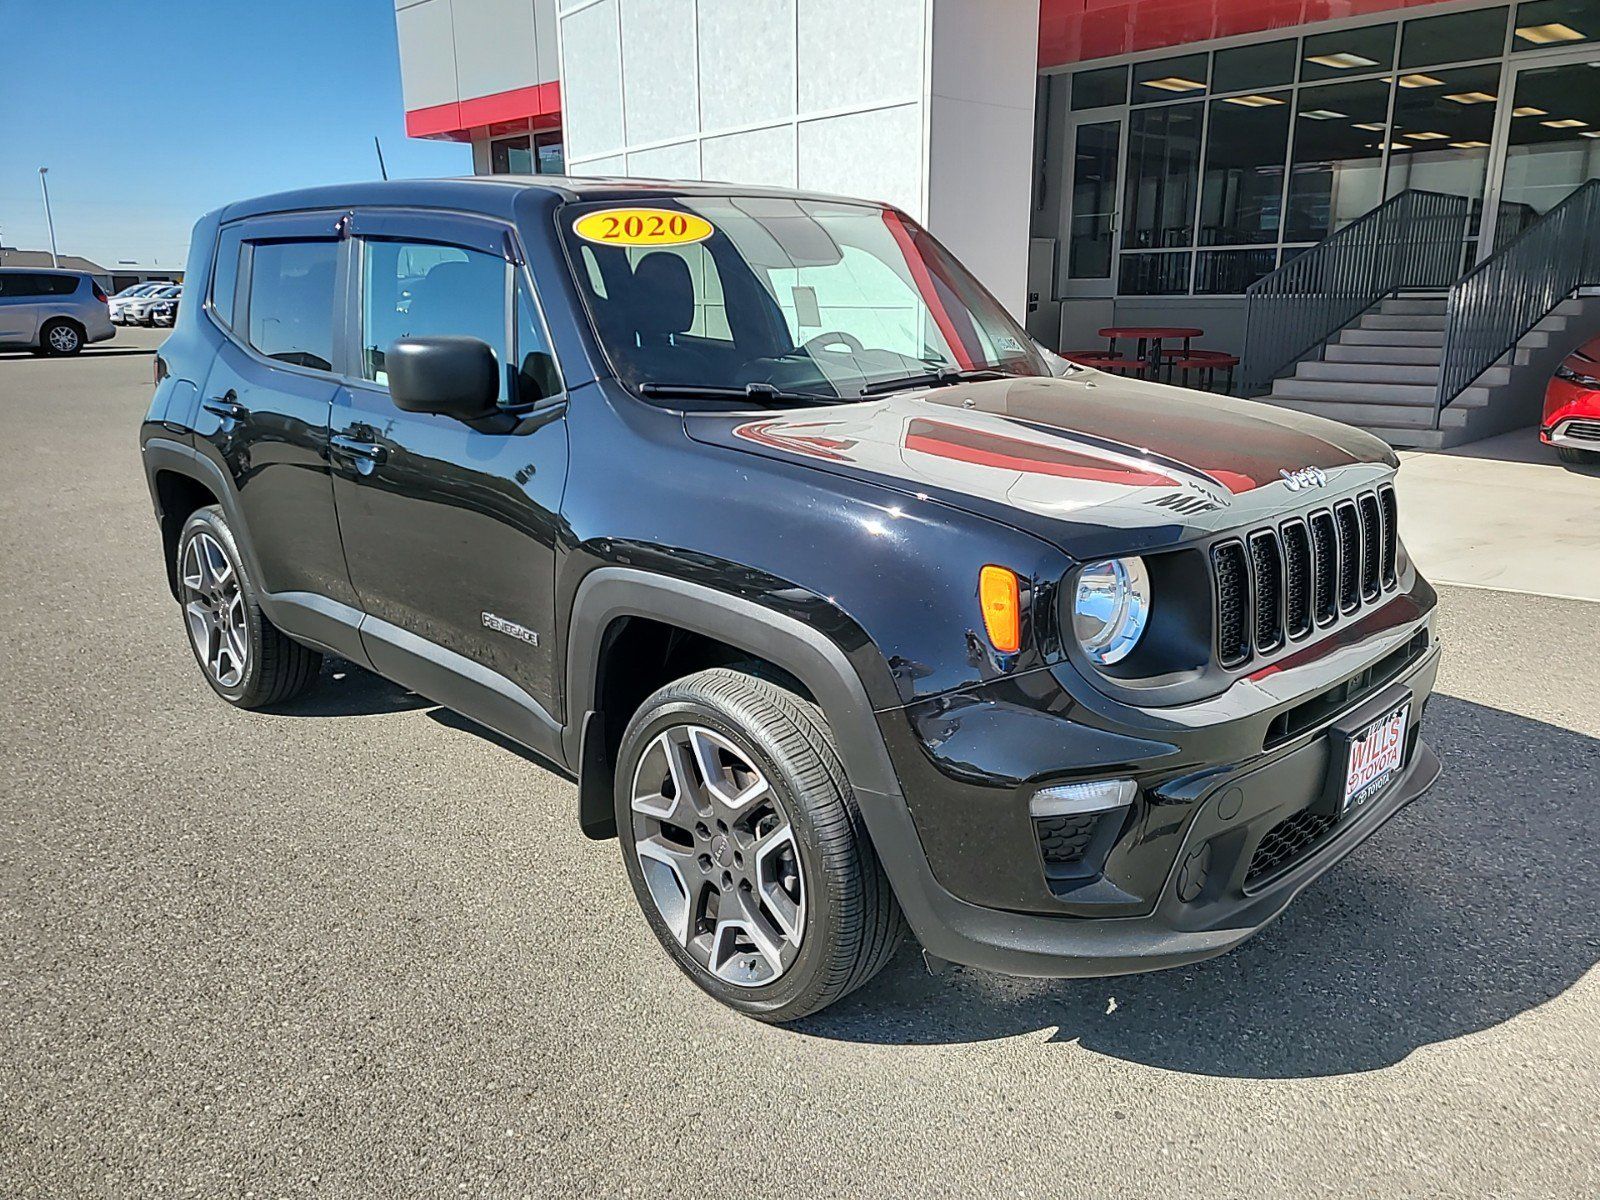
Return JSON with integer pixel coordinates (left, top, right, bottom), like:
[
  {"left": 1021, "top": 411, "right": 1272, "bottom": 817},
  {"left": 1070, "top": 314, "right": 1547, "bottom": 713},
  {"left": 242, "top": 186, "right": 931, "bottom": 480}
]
[{"left": 1, "top": 328, "right": 1596, "bottom": 1197}]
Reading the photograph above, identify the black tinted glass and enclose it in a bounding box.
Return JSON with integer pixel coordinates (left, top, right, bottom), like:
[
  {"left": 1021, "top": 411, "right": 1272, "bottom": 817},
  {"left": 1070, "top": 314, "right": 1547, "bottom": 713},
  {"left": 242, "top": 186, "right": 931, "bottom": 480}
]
[
  {"left": 516, "top": 280, "right": 562, "bottom": 403},
  {"left": 1303, "top": 24, "right": 1397, "bottom": 81},
  {"left": 1119, "top": 251, "right": 1191, "bottom": 294},
  {"left": 1513, "top": 0, "right": 1600, "bottom": 49},
  {"left": 1401, "top": 7, "right": 1509, "bottom": 66},
  {"left": 1123, "top": 102, "right": 1202, "bottom": 248},
  {"left": 246, "top": 240, "right": 338, "bottom": 371},
  {"left": 491, "top": 136, "right": 533, "bottom": 174},
  {"left": 1133, "top": 54, "right": 1209, "bottom": 102},
  {"left": 1200, "top": 91, "right": 1291, "bottom": 245},
  {"left": 1213, "top": 40, "right": 1297, "bottom": 93},
  {"left": 211, "top": 228, "right": 245, "bottom": 328},
  {"left": 1071, "top": 65, "right": 1128, "bottom": 109}
]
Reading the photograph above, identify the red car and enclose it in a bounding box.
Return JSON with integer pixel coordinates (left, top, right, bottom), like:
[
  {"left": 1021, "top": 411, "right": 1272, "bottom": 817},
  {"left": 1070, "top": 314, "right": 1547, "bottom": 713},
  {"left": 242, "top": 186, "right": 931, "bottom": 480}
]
[{"left": 1543, "top": 336, "right": 1600, "bottom": 465}]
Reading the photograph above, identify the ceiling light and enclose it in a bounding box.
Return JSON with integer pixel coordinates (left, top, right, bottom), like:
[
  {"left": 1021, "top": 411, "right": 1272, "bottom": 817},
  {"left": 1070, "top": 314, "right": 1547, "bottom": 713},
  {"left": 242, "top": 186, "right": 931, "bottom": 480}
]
[
  {"left": 1378, "top": 142, "right": 1411, "bottom": 150},
  {"left": 1542, "top": 117, "right": 1590, "bottom": 128},
  {"left": 1224, "top": 93, "right": 1286, "bottom": 107},
  {"left": 1142, "top": 76, "right": 1206, "bottom": 92},
  {"left": 1512, "top": 106, "right": 1548, "bottom": 117},
  {"left": 1449, "top": 140, "right": 1490, "bottom": 148},
  {"left": 1583, "top": 131, "right": 1600, "bottom": 138},
  {"left": 1399, "top": 73, "right": 1445, "bottom": 88},
  {"left": 1353, "top": 121, "right": 1387, "bottom": 130},
  {"left": 1445, "top": 91, "right": 1498, "bottom": 104},
  {"left": 1299, "top": 109, "right": 1348, "bottom": 120},
  {"left": 1404, "top": 131, "right": 1450, "bottom": 140},
  {"left": 1306, "top": 51, "right": 1381, "bottom": 69},
  {"left": 1515, "top": 22, "right": 1586, "bottom": 44}
]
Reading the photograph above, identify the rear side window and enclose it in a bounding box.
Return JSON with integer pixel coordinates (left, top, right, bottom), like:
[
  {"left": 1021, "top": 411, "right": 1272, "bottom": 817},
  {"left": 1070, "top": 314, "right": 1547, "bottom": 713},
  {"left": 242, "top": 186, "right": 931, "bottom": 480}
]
[
  {"left": 40, "top": 274, "right": 80, "bottom": 296},
  {"left": 211, "top": 228, "right": 245, "bottom": 328},
  {"left": 360, "top": 238, "right": 508, "bottom": 401},
  {"left": 245, "top": 240, "right": 337, "bottom": 371}
]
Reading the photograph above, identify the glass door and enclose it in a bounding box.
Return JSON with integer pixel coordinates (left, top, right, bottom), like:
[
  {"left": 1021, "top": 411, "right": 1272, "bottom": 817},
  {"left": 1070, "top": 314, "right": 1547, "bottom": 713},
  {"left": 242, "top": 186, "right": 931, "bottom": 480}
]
[
  {"left": 1484, "top": 49, "right": 1600, "bottom": 252},
  {"left": 1061, "top": 111, "right": 1125, "bottom": 297}
]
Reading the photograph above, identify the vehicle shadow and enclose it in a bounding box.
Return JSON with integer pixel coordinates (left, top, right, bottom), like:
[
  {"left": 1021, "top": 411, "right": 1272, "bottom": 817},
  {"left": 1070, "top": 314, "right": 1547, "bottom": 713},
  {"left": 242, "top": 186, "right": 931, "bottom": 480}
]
[
  {"left": 0, "top": 347, "right": 158, "bottom": 361},
  {"left": 800, "top": 694, "right": 1600, "bottom": 1079},
  {"left": 268, "top": 658, "right": 430, "bottom": 718}
]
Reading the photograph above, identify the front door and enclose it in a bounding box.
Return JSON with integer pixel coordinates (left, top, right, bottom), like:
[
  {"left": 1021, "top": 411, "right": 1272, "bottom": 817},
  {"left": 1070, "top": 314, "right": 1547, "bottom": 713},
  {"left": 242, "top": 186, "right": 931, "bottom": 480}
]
[
  {"left": 1060, "top": 111, "right": 1126, "bottom": 299},
  {"left": 329, "top": 213, "right": 570, "bottom": 757},
  {"left": 1483, "top": 48, "right": 1600, "bottom": 252}
]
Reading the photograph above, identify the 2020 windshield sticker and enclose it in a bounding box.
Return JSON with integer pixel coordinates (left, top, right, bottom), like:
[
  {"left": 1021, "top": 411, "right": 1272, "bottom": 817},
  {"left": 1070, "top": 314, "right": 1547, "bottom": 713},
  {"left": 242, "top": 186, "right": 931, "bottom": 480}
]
[{"left": 573, "top": 208, "right": 714, "bottom": 247}]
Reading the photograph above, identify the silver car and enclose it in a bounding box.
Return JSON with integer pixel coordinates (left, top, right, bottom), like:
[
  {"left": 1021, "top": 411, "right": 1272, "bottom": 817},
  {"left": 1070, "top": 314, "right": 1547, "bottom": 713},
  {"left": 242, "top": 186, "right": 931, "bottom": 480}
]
[
  {"left": 0, "top": 269, "right": 115, "bottom": 356},
  {"left": 126, "top": 284, "right": 182, "bottom": 327},
  {"left": 108, "top": 282, "right": 169, "bottom": 325}
]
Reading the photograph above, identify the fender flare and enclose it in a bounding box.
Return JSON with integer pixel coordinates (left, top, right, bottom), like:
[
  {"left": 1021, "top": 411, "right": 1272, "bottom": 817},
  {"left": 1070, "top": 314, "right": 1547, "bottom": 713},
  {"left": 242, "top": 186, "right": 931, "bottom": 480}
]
[
  {"left": 141, "top": 437, "right": 268, "bottom": 599},
  {"left": 564, "top": 567, "right": 904, "bottom": 828}
]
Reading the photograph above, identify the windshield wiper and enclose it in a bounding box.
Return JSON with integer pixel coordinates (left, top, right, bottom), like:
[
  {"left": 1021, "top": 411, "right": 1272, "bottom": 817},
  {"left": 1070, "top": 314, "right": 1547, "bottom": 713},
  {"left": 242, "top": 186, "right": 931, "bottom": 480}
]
[
  {"left": 638, "top": 381, "right": 845, "bottom": 406},
  {"left": 858, "top": 367, "right": 1013, "bottom": 397}
]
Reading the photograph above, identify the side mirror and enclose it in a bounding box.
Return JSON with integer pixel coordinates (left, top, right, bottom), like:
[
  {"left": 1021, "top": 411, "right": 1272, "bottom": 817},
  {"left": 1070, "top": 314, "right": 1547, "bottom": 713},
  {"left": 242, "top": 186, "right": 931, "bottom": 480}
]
[{"left": 387, "top": 335, "right": 500, "bottom": 420}]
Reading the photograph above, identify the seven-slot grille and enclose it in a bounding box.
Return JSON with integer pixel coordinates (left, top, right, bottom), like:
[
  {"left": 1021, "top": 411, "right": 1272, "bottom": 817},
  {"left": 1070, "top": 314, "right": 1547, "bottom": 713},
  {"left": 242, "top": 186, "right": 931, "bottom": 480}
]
[
  {"left": 1211, "top": 484, "right": 1400, "bottom": 670},
  {"left": 1560, "top": 418, "right": 1600, "bottom": 443}
]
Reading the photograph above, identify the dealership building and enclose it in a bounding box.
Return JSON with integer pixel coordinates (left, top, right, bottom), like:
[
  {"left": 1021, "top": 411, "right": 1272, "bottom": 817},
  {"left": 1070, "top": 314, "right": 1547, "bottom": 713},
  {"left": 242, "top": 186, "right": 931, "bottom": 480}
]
[{"left": 395, "top": 0, "right": 1600, "bottom": 447}]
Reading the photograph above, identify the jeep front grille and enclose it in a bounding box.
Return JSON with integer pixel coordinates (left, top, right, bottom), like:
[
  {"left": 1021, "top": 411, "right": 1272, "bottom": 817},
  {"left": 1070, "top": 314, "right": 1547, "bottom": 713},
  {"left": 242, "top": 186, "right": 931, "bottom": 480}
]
[{"left": 1211, "top": 484, "right": 1399, "bottom": 670}]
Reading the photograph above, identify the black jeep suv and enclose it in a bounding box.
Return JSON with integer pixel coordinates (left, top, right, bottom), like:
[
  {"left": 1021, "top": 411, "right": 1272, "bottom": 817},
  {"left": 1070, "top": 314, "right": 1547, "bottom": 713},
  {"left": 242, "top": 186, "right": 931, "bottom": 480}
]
[{"left": 141, "top": 179, "right": 1441, "bottom": 1021}]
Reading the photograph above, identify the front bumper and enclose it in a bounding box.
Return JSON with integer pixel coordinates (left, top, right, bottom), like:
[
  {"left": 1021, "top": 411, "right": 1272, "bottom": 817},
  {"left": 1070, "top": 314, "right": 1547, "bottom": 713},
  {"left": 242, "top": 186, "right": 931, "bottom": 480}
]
[{"left": 865, "top": 581, "right": 1441, "bottom": 978}]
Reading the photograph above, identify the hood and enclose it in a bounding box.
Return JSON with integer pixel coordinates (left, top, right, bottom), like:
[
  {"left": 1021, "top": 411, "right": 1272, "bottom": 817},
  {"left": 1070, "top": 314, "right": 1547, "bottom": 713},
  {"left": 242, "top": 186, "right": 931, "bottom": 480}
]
[{"left": 684, "top": 372, "right": 1399, "bottom": 559}]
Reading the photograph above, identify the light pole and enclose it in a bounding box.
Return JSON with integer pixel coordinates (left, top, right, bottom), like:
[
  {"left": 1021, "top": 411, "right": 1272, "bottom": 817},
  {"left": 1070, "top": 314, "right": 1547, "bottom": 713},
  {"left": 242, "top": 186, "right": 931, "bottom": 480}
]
[{"left": 38, "top": 167, "right": 59, "bottom": 267}]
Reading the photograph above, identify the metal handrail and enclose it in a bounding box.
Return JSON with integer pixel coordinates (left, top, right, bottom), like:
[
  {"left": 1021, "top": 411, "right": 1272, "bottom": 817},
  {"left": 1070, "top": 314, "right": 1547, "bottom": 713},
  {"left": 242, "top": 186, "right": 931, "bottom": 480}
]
[
  {"left": 1435, "top": 178, "right": 1600, "bottom": 417},
  {"left": 1241, "top": 189, "right": 1470, "bottom": 393}
]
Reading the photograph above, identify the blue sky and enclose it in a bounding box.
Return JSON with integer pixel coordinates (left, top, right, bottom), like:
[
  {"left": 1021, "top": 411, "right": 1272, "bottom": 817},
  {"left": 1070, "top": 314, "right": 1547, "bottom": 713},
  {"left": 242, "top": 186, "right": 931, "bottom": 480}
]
[{"left": 0, "top": 0, "right": 471, "bottom": 270}]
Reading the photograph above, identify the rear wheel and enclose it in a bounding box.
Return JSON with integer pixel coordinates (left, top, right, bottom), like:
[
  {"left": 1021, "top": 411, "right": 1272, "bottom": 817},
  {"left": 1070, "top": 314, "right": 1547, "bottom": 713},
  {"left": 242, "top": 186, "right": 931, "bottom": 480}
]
[
  {"left": 1556, "top": 444, "right": 1600, "bottom": 465},
  {"left": 40, "top": 319, "right": 82, "bottom": 356},
  {"left": 175, "top": 506, "right": 320, "bottom": 708},
  {"left": 615, "top": 667, "right": 905, "bottom": 1022}
]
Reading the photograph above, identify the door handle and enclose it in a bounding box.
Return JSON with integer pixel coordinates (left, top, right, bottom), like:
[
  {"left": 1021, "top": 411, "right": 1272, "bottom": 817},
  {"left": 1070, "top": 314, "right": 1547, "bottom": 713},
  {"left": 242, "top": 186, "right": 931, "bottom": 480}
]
[
  {"left": 202, "top": 393, "right": 246, "bottom": 421},
  {"left": 329, "top": 432, "right": 387, "bottom": 464}
]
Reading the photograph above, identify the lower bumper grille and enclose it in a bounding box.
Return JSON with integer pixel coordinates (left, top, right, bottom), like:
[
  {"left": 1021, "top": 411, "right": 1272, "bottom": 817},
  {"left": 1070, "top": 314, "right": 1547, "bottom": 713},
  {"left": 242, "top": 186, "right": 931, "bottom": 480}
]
[
  {"left": 1560, "top": 418, "right": 1600, "bottom": 444},
  {"left": 1245, "top": 809, "right": 1338, "bottom": 886},
  {"left": 1035, "top": 813, "right": 1098, "bottom": 867}
]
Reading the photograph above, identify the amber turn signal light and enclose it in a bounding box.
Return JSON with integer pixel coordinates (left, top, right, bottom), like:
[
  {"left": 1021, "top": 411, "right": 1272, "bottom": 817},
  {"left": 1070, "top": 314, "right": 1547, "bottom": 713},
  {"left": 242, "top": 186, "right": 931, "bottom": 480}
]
[{"left": 979, "top": 565, "right": 1022, "bottom": 653}]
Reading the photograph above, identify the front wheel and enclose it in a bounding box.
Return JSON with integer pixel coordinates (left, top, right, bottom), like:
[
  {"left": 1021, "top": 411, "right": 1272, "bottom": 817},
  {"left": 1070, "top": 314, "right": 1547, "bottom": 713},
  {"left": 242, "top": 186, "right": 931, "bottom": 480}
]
[
  {"left": 175, "top": 506, "right": 321, "bottom": 708},
  {"left": 615, "top": 668, "right": 905, "bottom": 1021}
]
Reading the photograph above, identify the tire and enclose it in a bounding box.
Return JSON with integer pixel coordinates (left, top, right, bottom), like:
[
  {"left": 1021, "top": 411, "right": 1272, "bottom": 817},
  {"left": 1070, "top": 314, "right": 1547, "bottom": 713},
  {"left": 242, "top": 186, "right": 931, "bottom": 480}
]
[
  {"left": 615, "top": 667, "right": 905, "bottom": 1022},
  {"left": 39, "top": 319, "right": 83, "bottom": 356},
  {"left": 175, "top": 505, "right": 321, "bottom": 708},
  {"left": 1556, "top": 444, "right": 1600, "bottom": 465}
]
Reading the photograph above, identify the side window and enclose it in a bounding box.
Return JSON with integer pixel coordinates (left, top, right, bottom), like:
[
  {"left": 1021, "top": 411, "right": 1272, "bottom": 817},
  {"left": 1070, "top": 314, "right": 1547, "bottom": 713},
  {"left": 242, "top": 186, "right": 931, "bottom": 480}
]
[
  {"left": 514, "top": 278, "right": 563, "bottom": 405},
  {"left": 360, "top": 239, "right": 508, "bottom": 402},
  {"left": 245, "top": 240, "right": 338, "bottom": 371},
  {"left": 211, "top": 228, "right": 245, "bottom": 329},
  {"left": 4, "top": 274, "right": 46, "bottom": 298},
  {"left": 39, "top": 275, "right": 79, "bottom": 296}
]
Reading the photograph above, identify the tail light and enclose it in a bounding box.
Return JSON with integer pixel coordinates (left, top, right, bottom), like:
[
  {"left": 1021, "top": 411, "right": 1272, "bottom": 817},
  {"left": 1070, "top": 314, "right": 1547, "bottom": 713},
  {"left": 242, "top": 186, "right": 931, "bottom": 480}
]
[
  {"left": 153, "top": 355, "right": 169, "bottom": 386},
  {"left": 92, "top": 281, "right": 108, "bottom": 303}
]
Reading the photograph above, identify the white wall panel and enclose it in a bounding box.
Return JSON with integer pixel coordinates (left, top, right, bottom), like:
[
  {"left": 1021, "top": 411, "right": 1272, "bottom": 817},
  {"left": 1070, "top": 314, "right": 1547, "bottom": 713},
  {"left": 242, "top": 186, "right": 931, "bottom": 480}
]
[
  {"left": 452, "top": 0, "right": 541, "bottom": 100},
  {"left": 796, "top": 0, "right": 924, "bottom": 113},
  {"left": 620, "top": 0, "right": 701, "bottom": 146},
  {"left": 396, "top": 0, "right": 460, "bottom": 110},
  {"left": 562, "top": 0, "right": 627, "bottom": 159},
  {"left": 534, "top": 0, "right": 562, "bottom": 82},
  {"left": 626, "top": 139, "right": 703, "bottom": 179},
  {"left": 568, "top": 153, "right": 628, "bottom": 174},
  {"left": 697, "top": 0, "right": 795, "bottom": 131},
  {"left": 798, "top": 104, "right": 923, "bottom": 216},
  {"left": 701, "top": 124, "right": 796, "bottom": 188}
]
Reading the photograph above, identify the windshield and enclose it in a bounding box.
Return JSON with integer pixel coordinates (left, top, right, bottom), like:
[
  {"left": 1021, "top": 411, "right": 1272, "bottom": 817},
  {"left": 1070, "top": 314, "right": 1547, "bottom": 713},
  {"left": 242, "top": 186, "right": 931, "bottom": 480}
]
[{"left": 558, "top": 196, "right": 1048, "bottom": 404}]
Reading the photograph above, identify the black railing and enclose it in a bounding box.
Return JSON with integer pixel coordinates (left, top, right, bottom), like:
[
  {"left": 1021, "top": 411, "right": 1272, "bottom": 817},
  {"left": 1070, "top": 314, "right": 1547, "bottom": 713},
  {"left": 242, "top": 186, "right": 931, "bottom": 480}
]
[
  {"left": 1435, "top": 178, "right": 1600, "bottom": 418},
  {"left": 1241, "top": 190, "right": 1470, "bottom": 393}
]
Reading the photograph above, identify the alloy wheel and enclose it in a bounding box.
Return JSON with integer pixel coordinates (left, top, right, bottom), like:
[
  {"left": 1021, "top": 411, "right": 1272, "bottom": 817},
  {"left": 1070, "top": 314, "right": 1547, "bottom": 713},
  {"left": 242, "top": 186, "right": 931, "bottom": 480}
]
[
  {"left": 47, "top": 325, "right": 79, "bottom": 353},
  {"left": 180, "top": 531, "right": 248, "bottom": 688},
  {"left": 630, "top": 724, "right": 805, "bottom": 987}
]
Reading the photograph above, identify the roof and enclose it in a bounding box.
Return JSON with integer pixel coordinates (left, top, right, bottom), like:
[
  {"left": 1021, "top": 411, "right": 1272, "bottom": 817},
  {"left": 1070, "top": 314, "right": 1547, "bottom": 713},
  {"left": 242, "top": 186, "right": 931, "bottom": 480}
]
[
  {"left": 217, "top": 175, "right": 889, "bottom": 224},
  {"left": 0, "top": 250, "right": 107, "bottom": 274}
]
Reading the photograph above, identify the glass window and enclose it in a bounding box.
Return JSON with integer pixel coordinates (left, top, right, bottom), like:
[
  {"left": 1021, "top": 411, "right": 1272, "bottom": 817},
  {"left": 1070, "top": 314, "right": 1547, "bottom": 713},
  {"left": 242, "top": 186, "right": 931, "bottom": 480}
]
[
  {"left": 1513, "top": 0, "right": 1600, "bottom": 50},
  {"left": 1385, "top": 64, "right": 1501, "bottom": 234},
  {"left": 1496, "top": 57, "right": 1600, "bottom": 245},
  {"left": 1068, "top": 119, "right": 1121, "bottom": 278},
  {"left": 515, "top": 279, "right": 563, "bottom": 404},
  {"left": 360, "top": 239, "right": 508, "bottom": 400},
  {"left": 210, "top": 227, "right": 244, "bottom": 328},
  {"left": 1302, "top": 24, "right": 1396, "bottom": 81},
  {"left": 534, "top": 131, "right": 565, "bottom": 175},
  {"left": 1401, "top": 7, "right": 1509, "bottom": 67},
  {"left": 560, "top": 197, "right": 1047, "bottom": 398},
  {"left": 1071, "top": 65, "right": 1128, "bottom": 110},
  {"left": 1118, "top": 251, "right": 1192, "bottom": 295},
  {"left": 490, "top": 135, "right": 533, "bottom": 174},
  {"left": 1199, "top": 90, "right": 1291, "bottom": 245},
  {"left": 1133, "top": 54, "right": 1209, "bottom": 102},
  {"left": 245, "top": 240, "right": 337, "bottom": 371},
  {"left": 1213, "top": 39, "right": 1297, "bottom": 94},
  {"left": 1122, "top": 102, "right": 1202, "bottom": 249},
  {"left": 0, "top": 273, "right": 46, "bottom": 297},
  {"left": 1196, "top": 248, "right": 1277, "bottom": 293},
  {"left": 1285, "top": 77, "right": 1395, "bottom": 242},
  {"left": 38, "top": 274, "right": 79, "bottom": 295}
]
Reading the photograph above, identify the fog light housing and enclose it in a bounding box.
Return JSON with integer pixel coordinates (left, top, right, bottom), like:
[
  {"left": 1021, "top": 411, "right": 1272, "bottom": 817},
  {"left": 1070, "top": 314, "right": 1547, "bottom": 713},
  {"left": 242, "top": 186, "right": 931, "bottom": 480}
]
[{"left": 1029, "top": 779, "right": 1136, "bottom": 881}]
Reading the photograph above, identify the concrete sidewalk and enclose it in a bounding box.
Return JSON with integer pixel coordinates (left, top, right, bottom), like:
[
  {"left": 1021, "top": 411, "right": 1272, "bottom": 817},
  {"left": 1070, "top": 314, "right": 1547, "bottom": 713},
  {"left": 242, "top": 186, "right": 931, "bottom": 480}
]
[{"left": 1396, "top": 427, "right": 1600, "bottom": 603}]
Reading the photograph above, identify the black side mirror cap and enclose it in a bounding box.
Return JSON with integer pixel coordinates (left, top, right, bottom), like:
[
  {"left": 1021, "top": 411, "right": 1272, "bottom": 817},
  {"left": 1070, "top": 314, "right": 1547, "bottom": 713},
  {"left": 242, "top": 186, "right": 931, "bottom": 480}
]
[{"left": 387, "top": 335, "right": 500, "bottom": 420}]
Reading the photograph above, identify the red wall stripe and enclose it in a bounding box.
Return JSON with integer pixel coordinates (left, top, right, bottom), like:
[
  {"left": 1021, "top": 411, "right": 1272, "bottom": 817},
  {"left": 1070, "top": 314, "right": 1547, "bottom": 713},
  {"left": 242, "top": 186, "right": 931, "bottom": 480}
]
[{"left": 406, "top": 80, "right": 561, "bottom": 141}]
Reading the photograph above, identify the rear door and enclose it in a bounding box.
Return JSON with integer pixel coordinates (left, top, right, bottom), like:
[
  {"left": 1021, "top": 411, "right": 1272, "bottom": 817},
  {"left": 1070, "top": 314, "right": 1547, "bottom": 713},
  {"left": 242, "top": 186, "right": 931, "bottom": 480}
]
[
  {"left": 195, "top": 212, "right": 364, "bottom": 660},
  {"left": 0, "top": 273, "right": 44, "bottom": 344},
  {"left": 328, "top": 210, "right": 570, "bottom": 755}
]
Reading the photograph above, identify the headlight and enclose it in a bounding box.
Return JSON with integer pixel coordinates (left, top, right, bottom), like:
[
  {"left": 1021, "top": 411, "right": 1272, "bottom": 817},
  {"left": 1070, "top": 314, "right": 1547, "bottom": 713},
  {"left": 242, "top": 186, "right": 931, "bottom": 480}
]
[{"left": 1072, "top": 557, "right": 1150, "bottom": 666}]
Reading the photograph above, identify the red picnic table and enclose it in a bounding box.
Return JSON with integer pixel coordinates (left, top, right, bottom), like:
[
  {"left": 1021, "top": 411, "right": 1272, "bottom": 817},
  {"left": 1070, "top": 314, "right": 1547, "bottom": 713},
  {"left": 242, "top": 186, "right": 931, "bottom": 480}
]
[{"left": 1099, "top": 325, "right": 1203, "bottom": 377}]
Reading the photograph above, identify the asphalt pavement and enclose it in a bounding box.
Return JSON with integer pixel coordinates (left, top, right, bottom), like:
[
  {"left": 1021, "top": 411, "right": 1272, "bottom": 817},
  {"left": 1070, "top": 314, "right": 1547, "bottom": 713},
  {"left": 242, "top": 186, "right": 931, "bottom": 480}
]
[{"left": 2, "top": 328, "right": 1596, "bottom": 1197}]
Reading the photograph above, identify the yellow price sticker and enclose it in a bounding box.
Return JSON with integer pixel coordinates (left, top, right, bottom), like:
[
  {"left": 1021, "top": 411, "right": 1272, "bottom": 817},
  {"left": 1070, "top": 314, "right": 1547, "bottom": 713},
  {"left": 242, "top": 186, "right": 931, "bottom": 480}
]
[{"left": 573, "top": 207, "right": 714, "bottom": 247}]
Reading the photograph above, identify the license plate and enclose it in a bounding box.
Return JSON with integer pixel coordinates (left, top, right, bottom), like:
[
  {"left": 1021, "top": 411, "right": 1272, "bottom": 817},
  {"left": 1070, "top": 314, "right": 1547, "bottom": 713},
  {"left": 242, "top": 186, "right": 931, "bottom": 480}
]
[{"left": 1342, "top": 701, "right": 1410, "bottom": 814}]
